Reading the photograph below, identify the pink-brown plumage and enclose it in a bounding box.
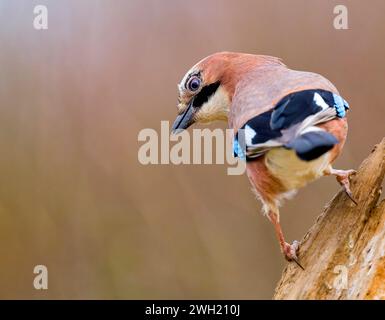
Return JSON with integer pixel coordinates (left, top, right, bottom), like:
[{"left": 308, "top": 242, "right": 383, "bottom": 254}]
[{"left": 173, "top": 52, "right": 354, "bottom": 267}]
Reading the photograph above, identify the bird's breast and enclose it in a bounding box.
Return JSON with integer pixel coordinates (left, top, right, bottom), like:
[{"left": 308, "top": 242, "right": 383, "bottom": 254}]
[{"left": 265, "top": 147, "right": 330, "bottom": 190}]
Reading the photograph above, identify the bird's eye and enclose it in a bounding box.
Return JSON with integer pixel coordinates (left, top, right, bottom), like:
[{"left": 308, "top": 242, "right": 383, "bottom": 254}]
[{"left": 187, "top": 76, "right": 201, "bottom": 91}]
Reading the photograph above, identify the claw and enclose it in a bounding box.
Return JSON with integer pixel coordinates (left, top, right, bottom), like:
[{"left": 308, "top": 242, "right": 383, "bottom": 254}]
[
  {"left": 282, "top": 240, "right": 304, "bottom": 270},
  {"left": 329, "top": 169, "right": 358, "bottom": 205},
  {"left": 345, "top": 189, "right": 358, "bottom": 205},
  {"left": 292, "top": 257, "right": 305, "bottom": 270}
]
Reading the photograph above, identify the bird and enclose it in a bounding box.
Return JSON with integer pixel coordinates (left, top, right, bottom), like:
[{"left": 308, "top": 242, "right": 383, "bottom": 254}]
[{"left": 171, "top": 52, "right": 355, "bottom": 268}]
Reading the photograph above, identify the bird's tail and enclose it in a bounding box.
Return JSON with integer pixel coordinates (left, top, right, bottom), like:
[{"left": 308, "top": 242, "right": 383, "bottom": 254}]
[{"left": 284, "top": 128, "right": 338, "bottom": 161}]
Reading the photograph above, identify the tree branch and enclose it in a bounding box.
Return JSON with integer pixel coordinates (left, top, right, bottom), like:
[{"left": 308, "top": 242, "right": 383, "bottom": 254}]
[{"left": 274, "top": 138, "right": 385, "bottom": 299}]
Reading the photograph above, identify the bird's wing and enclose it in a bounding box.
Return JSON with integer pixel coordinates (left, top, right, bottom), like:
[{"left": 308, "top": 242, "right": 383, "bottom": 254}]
[{"left": 233, "top": 89, "right": 349, "bottom": 161}]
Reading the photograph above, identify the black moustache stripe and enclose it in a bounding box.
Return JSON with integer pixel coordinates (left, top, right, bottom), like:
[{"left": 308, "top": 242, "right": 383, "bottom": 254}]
[{"left": 193, "top": 81, "right": 221, "bottom": 108}]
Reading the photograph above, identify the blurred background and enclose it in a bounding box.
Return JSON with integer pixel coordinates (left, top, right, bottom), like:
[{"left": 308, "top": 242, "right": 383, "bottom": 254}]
[{"left": 0, "top": 0, "right": 384, "bottom": 299}]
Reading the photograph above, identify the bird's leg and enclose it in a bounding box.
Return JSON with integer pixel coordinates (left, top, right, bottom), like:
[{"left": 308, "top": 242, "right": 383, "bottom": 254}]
[
  {"left": 324, "top": 167, "right": 357, "bottom": 205},
  {"left": 267, "top": 209, "right": 304, "bottom": 270}
]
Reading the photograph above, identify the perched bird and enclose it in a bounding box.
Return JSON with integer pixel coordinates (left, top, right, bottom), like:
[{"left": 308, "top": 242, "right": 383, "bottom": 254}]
[{"left": 171, "top": 52, "right": 355, "bottom": 268}]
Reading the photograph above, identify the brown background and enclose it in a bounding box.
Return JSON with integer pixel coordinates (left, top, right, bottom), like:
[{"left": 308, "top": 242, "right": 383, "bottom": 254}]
[{"left": 0, "top": 0, "right": 384, "bottom": 299}]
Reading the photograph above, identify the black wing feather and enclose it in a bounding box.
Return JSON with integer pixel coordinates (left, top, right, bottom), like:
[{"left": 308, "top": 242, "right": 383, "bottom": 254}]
[
  {"left": 270, "top": 90, "right": 324, "bottom": 131},
  {"left": 234, "top": 89, "right": 348, "bottom": 161}
]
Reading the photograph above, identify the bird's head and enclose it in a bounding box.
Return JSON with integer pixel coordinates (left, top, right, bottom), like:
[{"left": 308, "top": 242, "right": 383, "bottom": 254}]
[
  {"left": 171, "top": 52, "right": 284, "bottom": 133},
  {"left": 171, "top": 52, "right": 242, "bottom": 134}
]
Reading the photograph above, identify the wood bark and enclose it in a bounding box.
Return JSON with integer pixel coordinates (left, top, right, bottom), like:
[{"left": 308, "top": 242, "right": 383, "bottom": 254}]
[{"left": 274, "top": 138, "right": 385, "bottom": 299}]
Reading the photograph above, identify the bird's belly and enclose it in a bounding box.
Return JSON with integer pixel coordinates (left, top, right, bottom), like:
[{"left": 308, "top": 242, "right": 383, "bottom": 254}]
[{"left": 265, "top": 148, "right": 330, "bottom": 190}]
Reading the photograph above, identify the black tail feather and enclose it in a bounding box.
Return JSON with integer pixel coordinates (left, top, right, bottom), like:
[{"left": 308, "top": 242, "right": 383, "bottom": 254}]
[{"left": 285, "top": 131, "right": 338, "bottom": 161}]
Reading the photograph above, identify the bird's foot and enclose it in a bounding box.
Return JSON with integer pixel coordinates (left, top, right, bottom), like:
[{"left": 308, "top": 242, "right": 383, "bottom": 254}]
[
  {"left": 282, "top": 240, "right": 304, "bottom": 270},
  {"left": 334, "top": 169, "right": 357, "bottom": 205}
]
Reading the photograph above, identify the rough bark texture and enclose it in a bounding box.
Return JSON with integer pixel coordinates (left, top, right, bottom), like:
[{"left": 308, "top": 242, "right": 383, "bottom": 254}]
[{"left": 274, "top": 138, "right": 385, "bottom": 300}]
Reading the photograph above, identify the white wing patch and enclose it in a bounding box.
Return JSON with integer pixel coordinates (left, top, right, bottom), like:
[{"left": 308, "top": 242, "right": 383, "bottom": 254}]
[
  {"left": 244, "top": 125, "right": 257, "bottom": 146},
  {"left": 313, "top": 92, "right": 329, "bottom": 110}
]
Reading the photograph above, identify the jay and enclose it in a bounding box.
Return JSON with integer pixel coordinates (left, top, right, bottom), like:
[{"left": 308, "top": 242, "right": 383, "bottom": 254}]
[{"left": 171, "top": 52, "right": 354, "bottom": 268}]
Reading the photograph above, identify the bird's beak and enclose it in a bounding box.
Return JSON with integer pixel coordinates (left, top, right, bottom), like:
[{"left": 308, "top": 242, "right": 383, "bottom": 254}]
[{"left": 171, "top": 99, "right": 195, "bottom": 134}]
